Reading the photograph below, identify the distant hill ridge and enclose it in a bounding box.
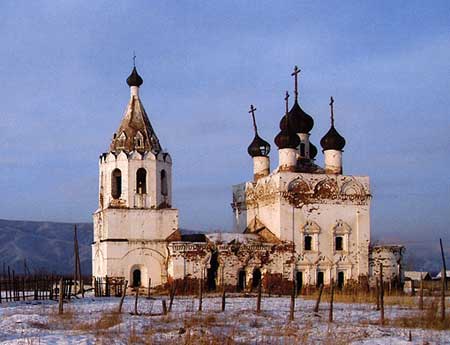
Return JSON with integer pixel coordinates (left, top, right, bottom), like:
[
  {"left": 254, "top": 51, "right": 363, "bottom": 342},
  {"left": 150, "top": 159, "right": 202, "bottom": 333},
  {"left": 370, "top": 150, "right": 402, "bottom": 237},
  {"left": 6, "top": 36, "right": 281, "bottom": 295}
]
[{"left": 0, "top": 219, "right": 446, "bottom": 275}]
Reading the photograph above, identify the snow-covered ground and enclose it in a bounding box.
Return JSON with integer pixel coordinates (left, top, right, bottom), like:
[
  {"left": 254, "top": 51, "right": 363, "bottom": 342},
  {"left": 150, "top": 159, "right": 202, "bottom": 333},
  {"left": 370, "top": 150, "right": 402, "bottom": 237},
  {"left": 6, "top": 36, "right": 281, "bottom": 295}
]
[{"left": 0, "top": 294, "right": 448, "bottom": 344}]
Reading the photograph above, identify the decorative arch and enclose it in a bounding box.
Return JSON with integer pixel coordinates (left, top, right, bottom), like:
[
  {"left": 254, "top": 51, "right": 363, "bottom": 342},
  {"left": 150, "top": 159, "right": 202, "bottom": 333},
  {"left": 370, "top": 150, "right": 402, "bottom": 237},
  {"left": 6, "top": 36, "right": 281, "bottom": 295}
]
[
  {"left": 302, "top": 220, "right": 321, "bottom": 234},
  {"left": 314, "top": 178, "right": 339, "bottom": 199},
  {"left": 134, "top": 131, "right": 144, "bottom": 149},
  {"left": 340, "top": 179, "right": 364, "bottom": 196},
  {"left": 287, "top": 176, "right": 312, "bottom": 194},
  {"left": 332, "top": 220, "right": 352, "bottom": 234}
]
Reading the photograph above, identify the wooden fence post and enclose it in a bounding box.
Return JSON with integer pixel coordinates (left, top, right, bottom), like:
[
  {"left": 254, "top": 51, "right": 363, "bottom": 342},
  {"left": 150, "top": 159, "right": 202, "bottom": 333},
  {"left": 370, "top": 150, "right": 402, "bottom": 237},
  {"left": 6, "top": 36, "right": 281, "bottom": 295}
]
[
  {"left": 198, "top": 271, "right": 203, "bottom": 312},
  {"left": 169, "top": 282, "right": 176, "bottom": 313},
  {"left": 134, "top": 287, "right": 139, "bottom": 315},
  {"left": 379, "top": 263, "right": 385, "bottom": 326},
  {"left": 376, "top": 278, "right": 380, "bottom": 311},
  {"left": 289, "top": 277, "right": 295, "bottom": 321},
  {"left": 256, "top": 278, "right": 262, "bottom": 314},
  {"left": 58, "top": 278, "right": 64, "bottom": 315},
  {"left": 118, "top": 280, "right": 128, "bottom": 313},
  {"left": 419, "top": 274, "right": 424, "bottom": 310},
  {"left": 147, "top": 278, "right": 151, "bottom": 299},
  {"left": 162, "top": 299, "right": 168, "bottom": 315},
  {"left": 221, "top": 286, "right": 226, "bottom": 312},
  {"left": 441, "top": 267, "right": 446, "bottom": 322},
  {"left": 329, "top": 279, "right": 335, "bottom": 323},
  {"left": 314, "top": 284, "right": 324, "bottom": 313}
]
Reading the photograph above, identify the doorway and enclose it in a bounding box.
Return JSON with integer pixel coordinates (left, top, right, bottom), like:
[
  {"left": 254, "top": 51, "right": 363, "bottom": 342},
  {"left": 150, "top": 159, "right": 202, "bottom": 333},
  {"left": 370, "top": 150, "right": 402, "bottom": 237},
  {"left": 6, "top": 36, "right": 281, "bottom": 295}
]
[
  {"left": 296, "top": 271, "right": 303, "bottom": 294},
  {"left": 337, "top": 271, "right": 345, "bottom": 289},
  {"left": 132, "top": 269, "right": 141, "bottom": 287},
  {"left": 316, "top": 271, "right": 324, "bottom": 287},
  {"left": 238, "top": 270, "right": 246, "bottom": 291},
  {"left": 206, "top": 251, "right": 219, "bottom": 291},
  {"left": 252, "top": 268, "right": 261, "bottom": 290}
]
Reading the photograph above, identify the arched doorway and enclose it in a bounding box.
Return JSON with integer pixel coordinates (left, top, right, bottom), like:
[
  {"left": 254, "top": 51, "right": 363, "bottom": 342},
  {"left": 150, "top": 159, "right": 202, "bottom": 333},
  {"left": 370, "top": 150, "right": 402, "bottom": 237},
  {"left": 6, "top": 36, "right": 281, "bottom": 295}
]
[
  {"left": 206, "top": 251, "right": 219, "bottom": 291},
  {"left": 296, "top": 271, "right": 303, "bottom": 295},
  {"left": 337, "top": 271, "right": 345, "bottom": 289},
  {"left": 316, "top": 271, "right": 324, "bottom": 287},
  {"left": 252, "top": 268, "right": 261, "bottom": 290},
  {"left": 132, "top": 268, "right": 141, "bottom": 287},
  {"left": 237, "top": 270, "right": 246, "bottom": 291}
]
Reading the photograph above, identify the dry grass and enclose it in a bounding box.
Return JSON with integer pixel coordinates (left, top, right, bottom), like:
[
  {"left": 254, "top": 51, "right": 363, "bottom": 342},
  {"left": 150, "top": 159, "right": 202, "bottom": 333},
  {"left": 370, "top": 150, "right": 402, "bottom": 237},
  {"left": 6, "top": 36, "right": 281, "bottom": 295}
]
[{"left": 390, "top": 302, "right": 450, "bottom": 330}]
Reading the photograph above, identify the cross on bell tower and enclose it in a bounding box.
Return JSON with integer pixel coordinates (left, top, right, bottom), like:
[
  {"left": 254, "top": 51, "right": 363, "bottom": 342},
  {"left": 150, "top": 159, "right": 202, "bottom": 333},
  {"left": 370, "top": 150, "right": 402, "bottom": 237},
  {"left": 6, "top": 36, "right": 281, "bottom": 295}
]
[{"left": 248, "top": 104, "right": 258, "bottom": 134}]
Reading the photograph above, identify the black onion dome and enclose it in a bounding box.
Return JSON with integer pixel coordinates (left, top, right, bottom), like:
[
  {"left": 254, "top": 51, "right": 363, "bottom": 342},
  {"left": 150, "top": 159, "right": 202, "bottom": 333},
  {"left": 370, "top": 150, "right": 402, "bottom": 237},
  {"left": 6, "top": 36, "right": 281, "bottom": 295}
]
[
  {"left": 288, "top": 101, "right": 314, "bottom": 133},
  {"left": 248, "top": 134, "right": 271, "bottom": 157},
  {"left": 275, "top": 129, "right": 300, "bottom": 149},
  {"left": 309, "top": 142, "right": 318, "bottom": 159},
  {"left": 320, "top": 126, "right": 346, "bottom": 151},
  {"left": 127, "top": 67, "right": 143, "bottom": 87}
]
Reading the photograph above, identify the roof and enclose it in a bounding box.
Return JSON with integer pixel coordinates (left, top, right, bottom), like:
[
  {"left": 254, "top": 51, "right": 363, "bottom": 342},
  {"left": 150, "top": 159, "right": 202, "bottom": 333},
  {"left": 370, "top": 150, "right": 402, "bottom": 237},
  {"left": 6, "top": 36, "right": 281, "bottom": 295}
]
[
  {"left": 404, "top": 271, "right": 431, "bottom": 281},
  {"left": 433, "top": 270, "right": 450, "bottom": 279},
  {"left": 109, "top": 94, "right": 162, "bottom": 154}
]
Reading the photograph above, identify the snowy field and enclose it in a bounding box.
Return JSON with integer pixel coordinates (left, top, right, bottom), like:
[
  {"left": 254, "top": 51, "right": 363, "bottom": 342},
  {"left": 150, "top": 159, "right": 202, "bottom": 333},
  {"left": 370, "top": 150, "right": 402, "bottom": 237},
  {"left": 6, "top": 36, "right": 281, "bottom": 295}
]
[{"left": 0, "top": 294, "right": 449, "bottom": 344}]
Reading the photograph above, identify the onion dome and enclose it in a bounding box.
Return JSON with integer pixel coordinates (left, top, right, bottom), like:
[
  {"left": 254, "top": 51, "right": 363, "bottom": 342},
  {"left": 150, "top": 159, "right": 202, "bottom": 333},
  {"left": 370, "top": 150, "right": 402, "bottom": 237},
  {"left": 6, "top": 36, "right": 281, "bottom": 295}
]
[
  {"left": 320, "top": 126, "right": 346, "bottom": 151},
  {"left": 288, "top": 101, "right": 314, "bottom": 133},
  {"left": 320, "top": 97, "right": 346, "bottom": 151},
  {"left": 126, "top": 67, "right": 143, "bottom": 87},
  {"left": 275, "top": 129, "right": 300, "bottom": 149},
  {"left": 309, "top": 142, "right": 318, "bottom": 159},
  {"left": 248, "top": 134, "right": 271, "bottom": 157}
]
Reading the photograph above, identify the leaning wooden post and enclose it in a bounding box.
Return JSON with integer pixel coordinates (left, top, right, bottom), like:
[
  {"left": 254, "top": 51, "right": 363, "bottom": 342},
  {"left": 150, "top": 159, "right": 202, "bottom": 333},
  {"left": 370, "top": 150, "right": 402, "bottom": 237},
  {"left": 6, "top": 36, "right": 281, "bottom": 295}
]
[
  {"left": 221, "top": 287, "right": 226, "bottom": 312},
  {"left": 147, "top": 278, "right": 151, "bottom": 299},
  {"left": 256, "top": 277, "right": 262, "bottom": 314},
  {"left": 329, "top": 278, "right": 335, "bottom": 323},
  {"left": 168, "top": 282, "right": 176, "bottom": 313},
  {"left": 375, "top": 278, "right": 380, "bottom": 311},
  {"left": 162, "top": 299, "right": 168, "bottom": 315},
  {"left": 379, "top": 263, "right": 385, "bottom": 326},
  {"left": 118, "top": 280, "right": 128, "bottom": 313},
  {"left": 198, "top": 270, "right": 203, "bottom": 312},
  {"left": 419, "top": 274, "right": 424, "bottom": 310},
  {"left": 314, "top": 284, "right": 324, "bottom": 313},
  {"left": 289, "top": 278, "right": 296, "bottom": 321},
  {"left": 134, "top": 287, "right": 139, "bottom": 315},
  {"left": 58, "top": 278, "right": 64, "bottom": 315},
  {"left": 441, "top": 267, "right": 446, "bottom": 322}
]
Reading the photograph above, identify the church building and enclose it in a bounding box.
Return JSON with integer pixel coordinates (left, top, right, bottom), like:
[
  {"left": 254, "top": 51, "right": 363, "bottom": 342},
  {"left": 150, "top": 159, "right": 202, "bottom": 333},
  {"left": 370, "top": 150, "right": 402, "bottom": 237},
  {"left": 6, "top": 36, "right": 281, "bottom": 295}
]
[{"left": 92, "top": 64, "right": 402, "bottom": 291}]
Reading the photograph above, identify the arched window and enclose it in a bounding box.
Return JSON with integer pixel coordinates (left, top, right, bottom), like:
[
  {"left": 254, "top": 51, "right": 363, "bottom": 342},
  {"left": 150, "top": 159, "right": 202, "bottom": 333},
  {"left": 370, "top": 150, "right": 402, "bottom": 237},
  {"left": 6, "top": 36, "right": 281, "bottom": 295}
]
[
  {"left": 335, "top": 236, "right": 343, "bottom": 251},
  {"left": 300, "top": 143, "right": 305, "bottom": 156},
  {"left": 136, "top": 168, "right": 147, "bottom": 194},
  {"left": 160, "top": 170, "right": 168, "bottom": 197},
  {"left": 304, "top": 235, "right": 312, "bottom": 251},
  {"left": 111, "top": 169, "right": 122, "bottom": 199}
]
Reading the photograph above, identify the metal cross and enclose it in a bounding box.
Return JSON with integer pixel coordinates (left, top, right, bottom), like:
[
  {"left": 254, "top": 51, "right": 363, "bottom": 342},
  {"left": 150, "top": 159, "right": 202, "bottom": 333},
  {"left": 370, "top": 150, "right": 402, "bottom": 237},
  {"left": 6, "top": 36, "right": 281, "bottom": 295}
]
[
  {"left": 133, "top": 51, "right": 136, "bottom": 67},
  {"left": 284, "top": 91, "right": 290, "bottom": 115},
  {"left": 291, "top": 65, "right": 301, "bottom": 101},
  {"left": 329, "top": 96, "right": 335, "bottom": 127},
  {"left": 248, "top": 104, "right": 258, "bottom": 133}
]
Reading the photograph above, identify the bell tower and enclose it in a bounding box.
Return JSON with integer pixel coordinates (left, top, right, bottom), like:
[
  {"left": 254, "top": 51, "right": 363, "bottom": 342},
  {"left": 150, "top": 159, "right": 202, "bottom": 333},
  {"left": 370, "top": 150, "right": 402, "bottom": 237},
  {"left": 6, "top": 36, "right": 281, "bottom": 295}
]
[{"left": 92, "top": 63, "right": 179, "bottom": 288}]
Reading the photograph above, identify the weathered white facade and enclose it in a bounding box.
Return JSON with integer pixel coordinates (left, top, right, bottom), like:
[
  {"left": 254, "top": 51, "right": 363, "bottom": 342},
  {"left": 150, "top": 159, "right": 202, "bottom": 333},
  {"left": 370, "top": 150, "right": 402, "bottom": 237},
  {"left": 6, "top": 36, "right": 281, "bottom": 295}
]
[
  {"left": 92, "top": 67, "right": 178, "bottom": 288},
  {"left": 92, "top": 65, "right": 402, "bottom": 292}
]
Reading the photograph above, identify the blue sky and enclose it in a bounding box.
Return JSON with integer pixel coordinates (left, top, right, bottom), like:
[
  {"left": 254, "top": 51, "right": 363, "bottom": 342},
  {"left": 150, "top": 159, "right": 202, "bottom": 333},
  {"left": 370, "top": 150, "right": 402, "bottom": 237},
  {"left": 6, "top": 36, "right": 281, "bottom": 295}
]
[{"left": 0, "top": 1, "right": 449, "bottom": 245}]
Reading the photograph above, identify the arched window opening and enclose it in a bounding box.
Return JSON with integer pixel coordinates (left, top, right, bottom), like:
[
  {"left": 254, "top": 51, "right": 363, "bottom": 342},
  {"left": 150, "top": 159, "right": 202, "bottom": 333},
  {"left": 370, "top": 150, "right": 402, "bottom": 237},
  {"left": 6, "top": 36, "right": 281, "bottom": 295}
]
[
  {"left": 252, "top": 268, "right": 261, "bottom": 290},
  {"left": 111, "top": 169, "right": 122, "bottom": 199},
  {"left": 136, "top": 168, "right": 147, "bottom": 194},
  {"left": 300, "top": 143, "right": 305, "bottom": 156},
  {"left": 304, "top": 235, "right": 312, "bottom": 251},
  {"left": 161, "top": 170, "right": 168, "bottom": 197},
  {"left": 335, "top": 236, "right": 343, "bottom": 251}
]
